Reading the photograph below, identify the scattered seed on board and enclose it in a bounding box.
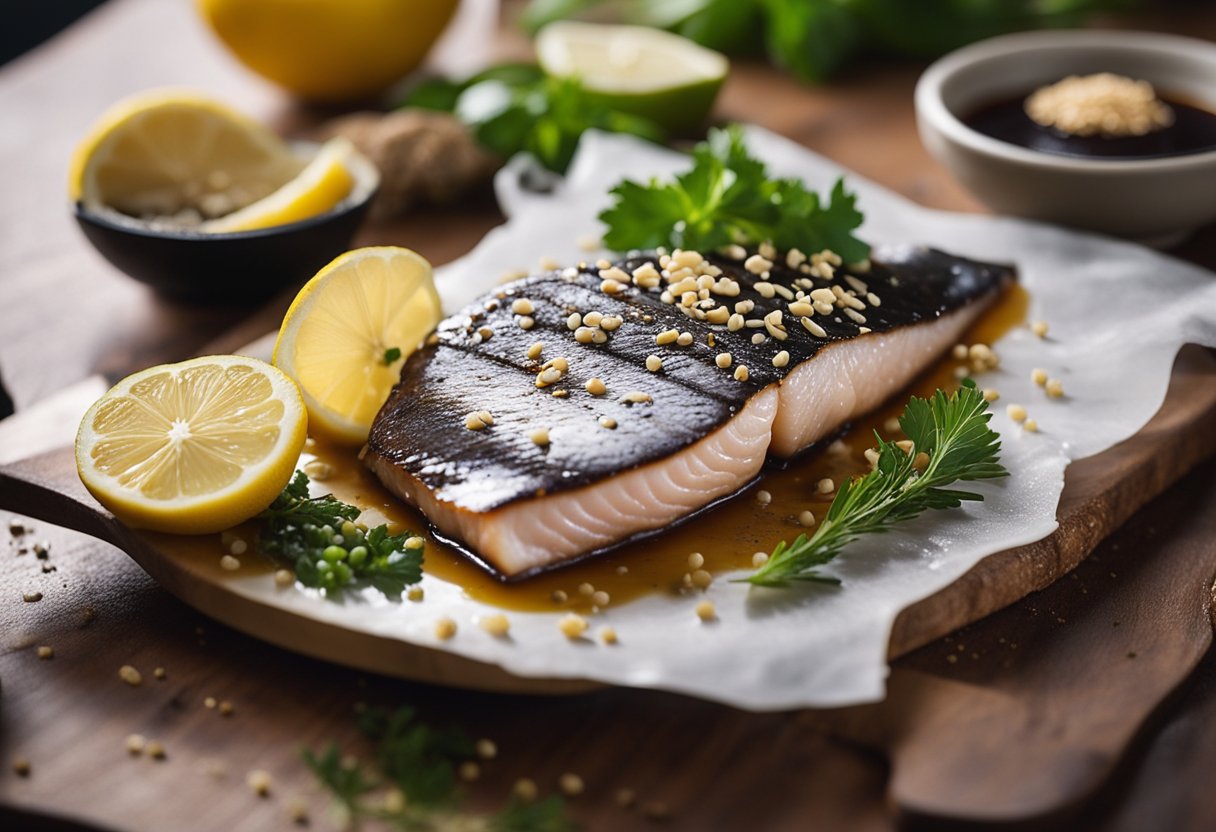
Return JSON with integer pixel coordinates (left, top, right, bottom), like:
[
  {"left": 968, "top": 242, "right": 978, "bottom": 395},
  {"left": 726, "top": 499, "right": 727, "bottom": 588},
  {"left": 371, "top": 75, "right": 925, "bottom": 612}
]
[
  {"left": 687, "top": 552, "right": 705, "bottom": 570},
  {"left": 1007, "top": 404, "right": 1028, "bottom": 423},
  {"left": 119, "top": 665, "right": 143, "bottom": 686},
  {"left": 407, "top": 586, "right": 425, "bottom": 602},
  {"left": 476, "top": 738, "right": 498, "bottom": 760},
  {"left": 1032, "top": 368, "right": 1048, "bottom": 386},
  {"left": 514, "top": 778, "right": 540, "bottom": 802},
  {"left": 983, "top": 388, "right": 1000, "bottom": 402},
  {"left": 1031, "top": 320, "right": 1049, "bottom": 338},
  {"left": 145, "top": 741, "right": 166, "bottom": 760},
  {"left": 205, "top": 696, "right": 217, "bottom": 709},
  {"left": 22, "top": 592, "right": 42, "bottom": 603},
  {"left": 247, "top": 770, "right": 272, "bottom": 797},
  {"left": 645, "top": 355, "right": 663, "bottom": 373},
  {"left": 36, "top": 645, "right": 53, "bottom": 660},
  {"left": 600, "top": 626, "right": 619, "bottom": 645},
  {"left": 695, "top": 600, "right": 717, "bottom": 622},
  {"left": 220, "top": 555, "right": 241, "bottom": 571},
  {"left": 125, "top": 734, "right": 146, "bottom": 755},
  {"left": 1023, "top": 419, "right": 1040, "bottom": 433},
  {"left": 559, "top": 772, "right": 585, "bottom": 796},
  {"left": 154, "top": 667, "right": 166, "bottom": 680},
  {"left": 459, "top": 761, "right": 481, "bottom": 782},
  {"left": 817, "top": 478, "right": 835, "bottom": 495},
  {"left": 1045, "top": 378, "right": 1065, "bottom": 398},
  {"left": 12, "top": 757, "right": 30, "bottom": 777},
  {"left": 752, "top": 552, "right": 769, "bottom": 568},
  {"left": 691, "top": 570, "right": 712, "bottom": 589},
  {"left": 798, "top": 510, "right": 816, "bottom": 528},
  {"left": 755, "top": 489, "right": 772, "bottom": 505},
  {"left": 219, "top": 701, "right": 234, "bottom": 717},
  {"left": 274, "top": 569, "right": 295, "bottom": 587},
  {"left": 529, "top": 428, "right": 551, "bottom": 447}
]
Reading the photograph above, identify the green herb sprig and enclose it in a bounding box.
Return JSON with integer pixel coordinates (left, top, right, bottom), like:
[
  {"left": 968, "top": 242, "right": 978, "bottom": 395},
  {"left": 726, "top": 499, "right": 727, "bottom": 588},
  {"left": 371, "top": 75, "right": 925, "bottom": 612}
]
[
  {"left": 258, "top": 472, "right": 423, "bottom": 598},
  {"left": 304, "top": 706, "right": 578, "bottom": 831},
  {"left": 599, "top": 125, "right": 868, "bottom": 262},
  {"left": 747, "top": 380, "right": 1008, "bottom": 587},
  {"left": 405, "top": 64, "right": 665, "bottom": 174}
]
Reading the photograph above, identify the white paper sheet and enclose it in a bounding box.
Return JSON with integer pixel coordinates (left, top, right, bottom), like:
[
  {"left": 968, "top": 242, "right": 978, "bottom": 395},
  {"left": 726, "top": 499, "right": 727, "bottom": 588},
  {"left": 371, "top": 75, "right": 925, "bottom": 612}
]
[{"left": 122, "top": 129, "right": 1216, "bottom": 711}]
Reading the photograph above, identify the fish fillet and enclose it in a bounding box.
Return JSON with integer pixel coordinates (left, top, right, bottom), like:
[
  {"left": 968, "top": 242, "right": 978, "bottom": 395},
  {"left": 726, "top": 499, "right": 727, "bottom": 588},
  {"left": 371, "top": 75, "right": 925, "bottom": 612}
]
[{"left": 364, "top": 244, "right": 1014, "bottom": 577}]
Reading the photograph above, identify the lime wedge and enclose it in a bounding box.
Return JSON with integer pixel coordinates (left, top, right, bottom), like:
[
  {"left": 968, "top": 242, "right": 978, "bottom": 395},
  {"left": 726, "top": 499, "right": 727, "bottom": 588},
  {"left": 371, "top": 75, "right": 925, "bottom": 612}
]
[{"left": 536, "top": 21, "right": 728, "bottom": 133}]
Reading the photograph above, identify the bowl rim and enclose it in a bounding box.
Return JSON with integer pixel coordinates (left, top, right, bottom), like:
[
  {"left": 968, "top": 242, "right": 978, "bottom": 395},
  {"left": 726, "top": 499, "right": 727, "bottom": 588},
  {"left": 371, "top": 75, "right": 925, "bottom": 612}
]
[
  {"left": 915, "top": 29, "right": 1216, "bottom": 173},
  {"left": 73, "top": 142, "right": 380, "bottom": 241}
]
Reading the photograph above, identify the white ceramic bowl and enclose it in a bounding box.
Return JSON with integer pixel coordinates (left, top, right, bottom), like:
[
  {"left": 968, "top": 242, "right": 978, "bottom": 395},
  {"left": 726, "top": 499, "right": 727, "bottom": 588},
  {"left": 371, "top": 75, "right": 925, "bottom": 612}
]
[{"left": 915, "top": 30, "right": 1216, "bottom": 245}]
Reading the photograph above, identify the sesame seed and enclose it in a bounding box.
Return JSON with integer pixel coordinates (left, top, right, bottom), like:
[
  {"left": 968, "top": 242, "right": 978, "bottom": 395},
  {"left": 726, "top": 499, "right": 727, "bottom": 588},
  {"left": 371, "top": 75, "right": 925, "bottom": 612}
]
[
  {"left": 706, "top": 306, "right": 730, "bottom": 324},
  {"left": 865, "top": 447, "right": 881, "bottom": 468},
  {"left": 676, "top": 331, "right": 694, "bottom": 346},
  {"left": 600, "top": 626, "right": 618, "bottom": 645},
  {"left": 983, "top": 388, "right": 1000, "bottom": 402},
  {"left": 733, "top": 365, "right": 749, "bottom": 382},
  {"left": 247, "top": 770, "right": 272, "bottom": 797},
  {"left": 119, "top": 665, "right": 143, "bottom": 686},
  {"left": 517, "top": 316, "right": 535, "bottom": 330},
  {"left": 672, "top": 249, "right": 704, "bottom": 269},
  {"left": 600, "top": 279, "right": 627, "bottom": 295},
  {"left": 600, "top": 315, "right": 623, "bottom": 331},
  {"left": 551, "top": 590, "right": 568, "bottom": 603},
  {"left": 772, "top": 350, "right": 790, "bottom": 369},
  {"left": 1007, "top": 404, "right": 1028, "bottom": 423},
  {"left": 691, "top": 570, "right": 713, "bottom": 589},
  {"left": 219, "top": 700, "right": 234, "bottom": 716},
  {"left": 813, "top": 300, "right": 835, "bottom": 316},
  {"left": 727, "top": 313, "right": 745, "bottom": 331},
  {"left": 788, "top": 301, "right": 814, "bottom": 317},
  {"left": 1032, "top": 368, "right": 1048, "bottom": 386},
  {"left": 145, "top": 741, "right": 166, "bottom": 760},
  {"left": 715, "top": 352, "right": 732, "bottom": 369},
  {"left": 896, "top": 439, "right": 915, "bottom": 454},
  {"left": 688, "top": 552, "right": 705, "bottom": 569},
  {"left": 722, "top": 244, "right": 748, "bottom": 260},
  {"left": 434, "top": 617, "right": 457, "bottom": 640},
  {"left": 758, "top": 241, "right": 777, "bottom": 260},
  {"left": 574, "top": 326, "right": 595, "bottom": 344},
  {"left": 643, "top": 801, "right": 671, "bottom": 820},
  {"left": 616, "top": 788, "right": 637, "bottom": 808},
  {"left": 464, "top": 412, "right": 489, "bottom": 430},
  {"left": 645, "top": 355, "right": 663, "bottom": 372},
  {"left": 407, "top": 586, "right": 424, "bottom": 602},
  {"left": 475, "top": 738, "right": 499, "bottom": 761},
  {"left": 591, "top": 590, "right": 610, "bottom": 607},
  {"left": 592, "top": 330, "right": 609, "bottom": 344},
  {"left": 745, "top": 254, "right": 773, "bottom": 275},
  {"left": 884, "top": 416, "right": 902, "bottom": 433},
  {"left": 529, "top": 427, "right": 551, "bottom": 446},
  {"left": 22, "top": 591, "right": 41, "bottom": 603},
  {"left": 913, "top": 451, "right": 930, "bottom": 471},
  {"left": 844, "top": 274, "right": 868, "bottom": 294},
  {"left": 514, "top": 778, "right": 539, "bottom": 802},
  {"left": 559, "top": 614, "right": 588, "bottom": 639},
  {"left": 952, "top": 344, "right": 968, "bottom": 360},
  {"left": 695, "top": 600, "right": 717, "bottom": 621},
  {"left": 751, "top": 333, "right": 766, "bottom": 345},
  {"left": 817, "top": 478, "right": 835, "bottom": 494},
  {"left": 406, "top": 536, "right": 426, "bottom": 550},
  {"left": 798, "top": 510, "right": 816, "bottom": 527},
  {"left": 536, "top": 367, "right": 563, "bottom": 387},
  {"left": 843, "top": 307, "right": 867, "bottom": 325},
  {"left": 559, "top": 772, "right": 585, "bottom": 796},
  {"left": 598, "top": 416, "right": 617, "bottom": 429},
  {"left": 755, "top": 489, "right": 772, "bottom": 505},
  {"left": 656, "top": 328, "right": 679, "bottom": 346},
  {"left": 480, "top": 614, "right": 510, "bottom": 637},
  {"left": 1024, "top": 419, "right": 1040, "bottom": 433},
  {"left": 810, "top": 288, "right": 835, "bottom": 304},
  {"left": 787, "top": 248, "right": 807, "bottom": 268},
  {"left": 755, "top": 281, "right": 776, "bottom": 299},
  {"left": 36, "top": 645, "right": 53, "bottom": 659},
  {"left": 527, "top": 342, "right": 544, "bottom": 360},
  {"left": 1046, "top": 378, "right": 1065, "bottom": 398},
  {"left": 866, "top": 292, "right": 882, "bottom": 307},
  {"left": 204, "top": 696, "right": 217, "bottom": 708},
  {"left": 220, "top": 555, "right": 241, "bottom": 571},
  {"left": 595, "top": 258, "right": 612, "bottom": 270},
  {"left": 1031, "top": 320, "right": 1049, "bottom": 338},
  {"left": 125, "top": 734, "right": 145, "bottom": 755},
  {"left": 585, "top": 377, "right": 606, "bottom": 396},
  {"left": 752, "top": 551, "right": 769, "bottom": 567},
  {"left": 578, "top": 582, "right": 595, "bottom": 596},
  {"left": 797, "top": 317, "right": 823, "bottom": 337},
  {"left": 620, "top": 391, "right": 653, "bottom": 404}
]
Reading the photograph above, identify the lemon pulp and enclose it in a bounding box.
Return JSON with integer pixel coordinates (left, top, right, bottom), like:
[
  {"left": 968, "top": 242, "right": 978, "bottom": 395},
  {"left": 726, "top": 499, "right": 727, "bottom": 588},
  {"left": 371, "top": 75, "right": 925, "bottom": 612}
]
[{"left": 75, "top": 356, "right": 307, "bottom": 534}]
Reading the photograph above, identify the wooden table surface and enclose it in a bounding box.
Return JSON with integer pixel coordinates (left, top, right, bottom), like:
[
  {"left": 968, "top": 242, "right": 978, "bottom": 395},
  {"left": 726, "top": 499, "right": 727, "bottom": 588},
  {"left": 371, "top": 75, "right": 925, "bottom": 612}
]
[{"left": 2, "top": 1, "right": 1216, "bottom": 830}]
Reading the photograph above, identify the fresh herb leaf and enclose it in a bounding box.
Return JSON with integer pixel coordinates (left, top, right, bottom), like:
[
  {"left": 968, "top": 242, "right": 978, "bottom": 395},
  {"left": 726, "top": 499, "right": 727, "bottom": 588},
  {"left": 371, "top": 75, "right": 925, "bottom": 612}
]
[
  {"left": 746, "top": 380, "right": 1008, "bottom": 587},
  {"left": 258, "top": 471, "right": 423, "bottom": 598},
  {"left": 404, "top": 67, "right": 666, "bottom": 174},
  {"left": 600, "top": 124, "right": 869, "bottom": 262},
  {"left": 306, "top": 706, "right": 579, "bottom": 831},
  {"left": 383, "top": 347, "right": 402, "bottom": 365}
]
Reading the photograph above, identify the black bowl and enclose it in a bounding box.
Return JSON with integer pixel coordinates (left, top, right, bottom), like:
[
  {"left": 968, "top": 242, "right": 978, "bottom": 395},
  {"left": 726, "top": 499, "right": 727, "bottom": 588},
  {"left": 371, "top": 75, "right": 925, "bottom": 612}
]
[{"left": 74, "top": 149, "right": 379, "bottom": 304}]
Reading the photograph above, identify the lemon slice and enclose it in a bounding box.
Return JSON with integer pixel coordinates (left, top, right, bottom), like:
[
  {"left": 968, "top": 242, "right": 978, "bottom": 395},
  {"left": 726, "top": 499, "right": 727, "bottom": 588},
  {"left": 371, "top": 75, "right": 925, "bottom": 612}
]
[
  {"left": 536, "top": 21, "right": 728, "bottom": 132},
  {"left": 201, "top": 137, "right": 356, "bottom": 233},
  {"left": 75, "top": 356, "right": 308, "bottom": 534},
  {"left": 273, "top": 247, "right": 444, "bottom": 444},
  {"left": 70, "top": 89, "right": 302, "bottom": 221}
]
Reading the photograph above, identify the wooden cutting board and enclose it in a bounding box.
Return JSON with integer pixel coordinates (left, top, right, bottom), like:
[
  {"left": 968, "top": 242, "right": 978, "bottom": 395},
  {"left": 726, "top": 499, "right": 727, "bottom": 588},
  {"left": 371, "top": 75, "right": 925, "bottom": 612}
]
[{"left": 2, "top": 346, "right": 1214, "bottom": 696}]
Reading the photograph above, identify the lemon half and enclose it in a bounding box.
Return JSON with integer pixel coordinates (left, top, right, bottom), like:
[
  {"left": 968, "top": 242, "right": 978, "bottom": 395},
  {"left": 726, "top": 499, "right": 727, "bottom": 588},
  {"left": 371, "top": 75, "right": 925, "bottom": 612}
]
[
  {"left": 273, "top": 247, "right": 444, "bottom": 444},
  {"left": 70, "top": 90, "right": 302, "bottom": 220},
  {"left": 76, "top": 356, "right": 308, "bottom": 534}
]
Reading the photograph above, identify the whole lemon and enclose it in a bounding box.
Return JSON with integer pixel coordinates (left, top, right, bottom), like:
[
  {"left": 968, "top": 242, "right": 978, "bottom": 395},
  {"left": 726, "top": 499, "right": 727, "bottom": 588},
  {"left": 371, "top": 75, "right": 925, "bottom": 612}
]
[{"left": 197, "top": 0, "right": 460, "bottom": 103}]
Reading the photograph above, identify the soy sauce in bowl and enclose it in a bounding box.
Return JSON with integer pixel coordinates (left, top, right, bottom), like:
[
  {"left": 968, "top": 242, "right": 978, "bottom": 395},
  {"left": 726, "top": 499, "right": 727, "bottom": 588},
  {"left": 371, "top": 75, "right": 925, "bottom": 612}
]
[{"left": 965, "top": 90, "right": 1216, "bottom": 160}]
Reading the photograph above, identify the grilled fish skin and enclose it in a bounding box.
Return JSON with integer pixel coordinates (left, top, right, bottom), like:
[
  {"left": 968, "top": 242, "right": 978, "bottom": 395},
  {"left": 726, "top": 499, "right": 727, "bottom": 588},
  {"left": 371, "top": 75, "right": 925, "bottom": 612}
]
[{"left": 364, "top": 244, "right": 1014, "bottom": 578}]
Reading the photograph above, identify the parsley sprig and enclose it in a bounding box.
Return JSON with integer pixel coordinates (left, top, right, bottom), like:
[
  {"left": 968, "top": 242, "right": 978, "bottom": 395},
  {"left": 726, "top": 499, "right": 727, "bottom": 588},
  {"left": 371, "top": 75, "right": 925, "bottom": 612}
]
[
  {"left": 747, "top": 381, "right": 1008, "bottom": 587},
  {"left": 258, "top": 472, "right": 423, "bottom": 598},
  {"left": 599, "top": 125, "right": 868, "bottom": 262},
  {"left": 304, "top": 706, "right": 577, "bottom": 831}
]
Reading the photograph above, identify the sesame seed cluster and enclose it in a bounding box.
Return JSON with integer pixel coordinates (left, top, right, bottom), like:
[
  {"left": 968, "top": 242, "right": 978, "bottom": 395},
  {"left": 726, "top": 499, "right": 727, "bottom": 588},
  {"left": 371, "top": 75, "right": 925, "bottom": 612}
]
[{"left": 1025, "top": 72, "right": 1174, "bottom": 139}]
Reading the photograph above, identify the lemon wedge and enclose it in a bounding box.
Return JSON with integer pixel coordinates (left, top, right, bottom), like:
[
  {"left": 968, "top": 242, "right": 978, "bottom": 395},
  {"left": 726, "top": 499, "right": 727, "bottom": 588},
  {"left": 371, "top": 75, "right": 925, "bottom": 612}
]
[
  {"left": 75, "top": 356, "right": 308, "bottom": 535},
  {"left": 201, "top": 137, "right": 356, "bottom": 233},
  {"left": 70, "top": 90, "right": 303, "bottom": 222},
  {"left": 536, "top": 21, "right": 728, "bottom": 132},
  {"left": 273, "top": 247, "right": 443, "bottom": 444}
]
